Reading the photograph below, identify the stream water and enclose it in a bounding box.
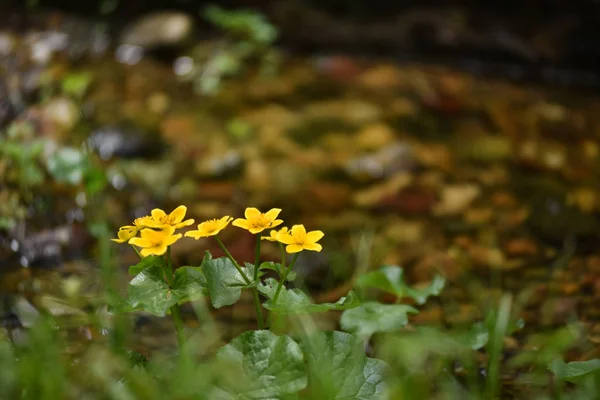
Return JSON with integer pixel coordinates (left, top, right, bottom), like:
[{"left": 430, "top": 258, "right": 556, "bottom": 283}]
[{"left": 1, "top": 9, "right": 600, "bottom": 393}]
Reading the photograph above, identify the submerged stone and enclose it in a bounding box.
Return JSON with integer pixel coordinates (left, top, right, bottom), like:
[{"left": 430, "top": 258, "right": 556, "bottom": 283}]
[
  {"left": 119, "top": 12, "right": 194, "bottom": 49},
  {"left": 89, "top": 125, "right": 164, "bottom": 160}
]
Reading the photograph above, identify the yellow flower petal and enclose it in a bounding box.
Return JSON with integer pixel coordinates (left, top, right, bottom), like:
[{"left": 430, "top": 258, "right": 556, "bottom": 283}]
[
  {"left": 185, "top": 231, "right": 204, "bottom": 240},
  {"left": 174, "top": 219, "right": 195, "bottom": 229},
  {"left": 264, "top": 208, "right": 282, "bottom": 221},
  {"left": 111, "top": 226, "right": 138, "bottom": 243},
  {"left": 270, "top": 219, "right": 284, "bottom": 228},
  {"left": 140, "top": 243, "right": 168, "bottom": 257},
  {"left": 244, "top": 207, "right": 261, "bottom": 219},
  {"left": 163, "top": 233, "right": 182, "bottom": 246},
  {"left": 306, "top": 230, "right": 324, "bottom": 243},
  {"left": 129, "top": 237, "right": 152, "bottom": 247},
  {"left": 290, "top": 225, "right": 307, "bottom": 242},
  {"left": 134, "top": 216, "right": 155, "bottom": 228},
  {"left": 232, "top": 218, "right": 251, "bottom": 230},
  {"left": 151, "top": 209, "right": 167, "bottom": 221},
  {"left": 286, "top": 244, "right": 304, "bottom": 253},
  {"left": 169, "top": 205, "right": 187, "bottom": 224},
  {"left": 276, "top": 232, "right": 294, "bottom": 244},
  {"left": 302, "top": 243, "right": 322, "bottom": 252},
  {"left": 185, "top": 216, "right": 232, "bottom": 239}
]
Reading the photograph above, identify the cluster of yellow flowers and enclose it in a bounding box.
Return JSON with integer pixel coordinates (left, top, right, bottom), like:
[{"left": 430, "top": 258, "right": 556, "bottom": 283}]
[{"left": 112, "top": 206, "right": 324, "bottom": 256}]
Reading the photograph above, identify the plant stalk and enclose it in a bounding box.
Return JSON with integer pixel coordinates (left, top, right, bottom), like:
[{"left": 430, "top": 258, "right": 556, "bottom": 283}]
[
  {"left": 165, "top": 247, "right": 186, "bottom": 350},
  {"left": 215, "top": 236, "right": 265, "bottom": 329},
  {"left": 254, "top": 236, "right": 261, "bottom": 280},
  {"left": 271, "top": 253, "right": 299, "bottom": 307}
]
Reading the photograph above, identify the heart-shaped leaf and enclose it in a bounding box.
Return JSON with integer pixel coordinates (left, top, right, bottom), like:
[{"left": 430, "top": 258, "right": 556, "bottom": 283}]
[
  {"left": 128, "top": 255, "right": 166, "bottom": 275},
  {"left": 121, "top": 265, "right": 207, "bottom": 316},
  {"left": 548, "top": 358, "right": 600, "bottom": 383},
  {"left": 259, "top": 278, "right": 359, "bottom": 314},
  {"left": 172, "top": 266, "right": 208, "bottom": 303},
  {"left": 216, "top": 330, "right": 307, "bottom": 398},
  {"left": 202, "top": 255, "right": 246, "bottom": 308},
  {"left": 340, "top": 302, "right": 418, "bottom": 338},
  {"left": 355, "top": 266, "right": 445, "bottom": 305},
  {"left": 301, "top": 331, "right": 389, "bottom": 399},
  {"left": 127, "top": 265, "right": 178, "bottom": 316}
]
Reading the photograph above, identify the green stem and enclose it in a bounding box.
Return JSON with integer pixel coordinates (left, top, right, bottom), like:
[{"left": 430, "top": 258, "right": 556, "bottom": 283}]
[
  {"left": 271, "top": 253, "right": 299, "bottom": 307},
  {"left": 214, "top": 236, "right": 265, "bottom": 329},
  {"left": 253, "top": 236, "right": 261, "bottom": 281},
  {"left": 130, "top": 244, "right": 142, "bottom": 258},
  {"left": 214, "top": 236, "right": 251, "bottom": 284},
  {"left": 165, "top": 247, "right": 185, "bottom": 350}
]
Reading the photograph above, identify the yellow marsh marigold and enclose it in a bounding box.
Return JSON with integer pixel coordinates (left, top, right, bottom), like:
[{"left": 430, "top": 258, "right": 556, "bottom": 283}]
[
  {"left": 111, "top": 225, "right": 138, "bottom": 243},
  {"left": 261, "top": 226, "right": 289, "bottom": 242},
  {"left": 133, "top": 216, "right": 154, "bottom": 229},
  {"left": 144, "top": 205, "right": 194, "bottom": 230},
  {"left": 129, "top": 226, "right": 182, "bottom": 257},
  {"left": 233, "top": 207, "right": 283, "bottom": 234},
  {"left": 185, "top": 216, "right": 233, "bottom": 239},
  {"left": 277, "top": 224, "right": 324, "bottom": 253}
]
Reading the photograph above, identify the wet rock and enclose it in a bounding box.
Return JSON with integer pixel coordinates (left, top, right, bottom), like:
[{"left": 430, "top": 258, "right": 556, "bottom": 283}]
[
  {"left": 456, "top": 135, "right": 512, "bottom": 163},
  {"left": 356, "top": 64, "right": 405, "bottom": 91},
  {"left": 469, "top": 245, "right": 505, "bottom": 269},
  {"left": 433, "top": 184, "right": 481, "bottom": 216},
  {"left": 344, "top": 143, "right": 415, "bottom": 182},
  {"left": 89, "top": 125, "right": 164, "bottom": 160},
  {"left": 195, "top": 150, "right": 243, "bottom": 178},
  {"left": 353, "top": 172, "right": 413, "bottom": 208},
  {"left": 119, "top": 12, "right": 194, "bottom": 49},
  {"left": 41, "top": 96, "right": 80, "bottom": 135},
  {"left": 303, "top": 182, "right": 352, "bottom": 211},
  {"left": 302, "top": 99, "right": 382, "bottom": 125},
  {"left": 240, "top": 104, "right": 299, "bottom": 131},
  {"left": 355, "top": 123, "right": 396, "bottom": 151},
  {"left": 503, "top": 238, "right": 539, "bottom": 257},
  {"left": 464, "top": 208, "right": 494, "bottom": 225},
  {"left": 567, "top": 187, "right": 597, "bottom": 214},
  {"left": 526, "top": 187, "right": 600, "bottom": 249},
  {"left": 384, "top": 219, "right": 425, "bottom": 245},
  {"left": 377, "top": 187, "right": 437, "bottom": 215},
  {"left": 15, "top": 224, "right": 90, "bottom": 269},
  {"left": 413, "top": 143, "right": 452, "bottom": 169}
]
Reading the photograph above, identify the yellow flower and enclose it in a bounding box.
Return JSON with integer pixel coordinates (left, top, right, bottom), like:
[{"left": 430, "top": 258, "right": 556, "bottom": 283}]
[
  {"left": 145, "top": 205, "right": 195, "bottom": 230},
  {"left": 233, "top": 207, "right": 283, "bottom": 234},
  {"left": 277, "top": 224, "right": 324, "bottom": 253},
  {"left": 185, "top": 216, "right": 233, "bottom": 239},
  {"left": 133, "top": 216, "right": 154, "bottom": 229},
  {"left": 129, "top": 226, "right": 182, "bottom": 257},
  {"left": 261, "top": 227, "right": 288, "bottom": 242},
  {"left": 111, "top": 225, "right": 138, "bottom": 243}
]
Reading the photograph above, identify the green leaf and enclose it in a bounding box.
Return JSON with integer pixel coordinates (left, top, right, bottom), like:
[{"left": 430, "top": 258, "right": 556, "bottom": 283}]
[
  {"left": 549, "top": 358, "right": 600, "bottom": 383},
  {"left": 258, "top": 278, "right": 360, "bottom": 314},
  {"left": 115, "top": 266, "right": 207, "bottom": 315},
  {"left": 258, "top": 261, "right": 296, "bottom": 281},
  {"left": 61, "top": 71, "right": 93, "bottom": 99},
  {"left": 172, "top": 266, "right": 207, "bottom": 302},
  {"left": 259, "top": 261, "right": 282, "bottom": 274},
  {"left": 340, "top": 302, "right": 418, "bottom": 337},
  {"left": 127, "top": 265, "right": 177, "bottom": 316},
  {"left": 355, "top": 265, "right": 445, "bottom": 305},
  {"left": 46, "top": 147, "right": 86, "bottom": 185},
  {"left": 301, "top": 331, "right": 388, "bottom": 399},
  {"left": 202, "top": 255, "right": 245, "bottom": 308},
  {"left": 457, "top": 322, "right": 489, "bottom": 350},
  {"left": 216, "top": 330, "right": 307, "bottom": 398},
  {"left": 128, "top": 255, "right": 165, "bottom": 275}
]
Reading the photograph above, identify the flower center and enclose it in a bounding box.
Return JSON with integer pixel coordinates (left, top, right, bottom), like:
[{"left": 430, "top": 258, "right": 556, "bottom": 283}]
[
  {"left": 251, "top": 215, "right": 270, "bottom": 228},
  {"left": 159, "top": 216, "right": 174, "bottom": 224}
]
